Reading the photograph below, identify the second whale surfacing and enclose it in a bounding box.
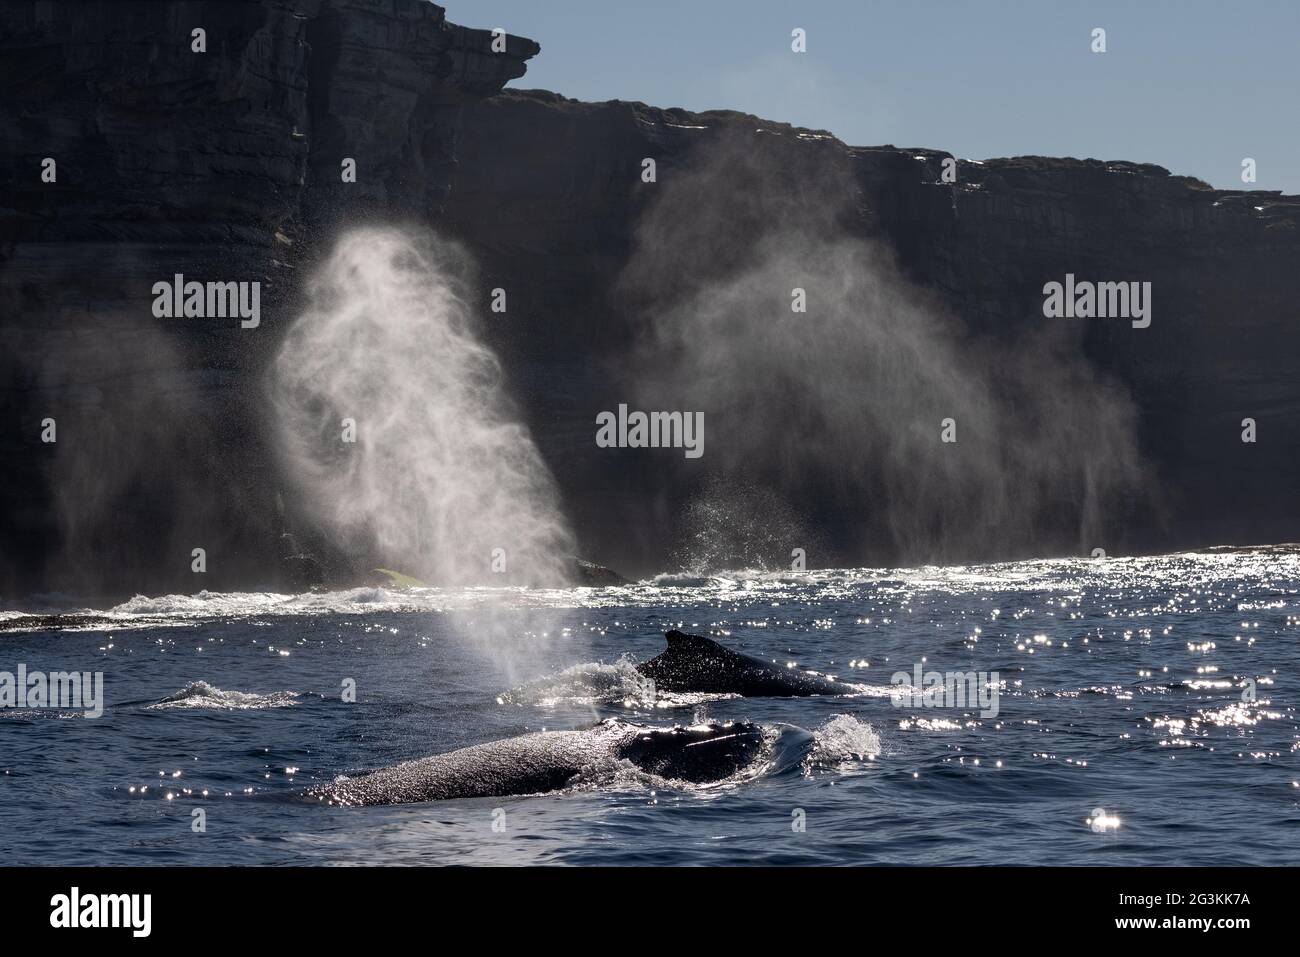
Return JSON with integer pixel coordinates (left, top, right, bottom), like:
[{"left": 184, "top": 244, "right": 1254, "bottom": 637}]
[
  {"left": 308, "top": 719, "right": 765, "bottom": 806},
  {"left": 636, "top": 630, "right": 859, "bottom": 697}
]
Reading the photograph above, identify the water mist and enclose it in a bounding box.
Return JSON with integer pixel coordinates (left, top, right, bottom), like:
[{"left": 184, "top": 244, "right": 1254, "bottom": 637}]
[
  {"left": 271, "top": 227, "right": 575, "bottom": 588},
  {"left": 620, "top": 132, "right": 1150, "bottom": 568}
]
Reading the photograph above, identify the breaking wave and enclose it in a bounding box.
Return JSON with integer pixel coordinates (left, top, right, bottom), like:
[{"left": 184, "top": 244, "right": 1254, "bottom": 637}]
[
  {"left": 803, "top": 714, "right": 885, "bottom": 774},
  {"left": 148, "top": 681, "right": 301, "bottom": 711}
]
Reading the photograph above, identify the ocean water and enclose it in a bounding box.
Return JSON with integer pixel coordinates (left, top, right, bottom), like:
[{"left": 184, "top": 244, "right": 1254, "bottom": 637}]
[{"left": 2, "top": 547, "right": 1297, "bottom": 866}]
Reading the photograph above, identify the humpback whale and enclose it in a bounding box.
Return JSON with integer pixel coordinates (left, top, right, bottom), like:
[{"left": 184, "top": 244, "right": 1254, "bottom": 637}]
[
  {"left": 636, "top": 630, "right": 858, "bottom": 697},
  {"left": 309, "top": 719, "right": 764, "bottom": 806}
]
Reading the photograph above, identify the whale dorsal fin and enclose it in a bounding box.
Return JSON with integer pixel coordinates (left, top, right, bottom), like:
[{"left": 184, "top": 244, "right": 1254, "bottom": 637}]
[{"left": 664, "top": 630, "right": 729, "bottom": 655}]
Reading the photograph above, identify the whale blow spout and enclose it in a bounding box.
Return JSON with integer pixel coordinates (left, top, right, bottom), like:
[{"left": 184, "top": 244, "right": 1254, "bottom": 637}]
[{"left": 271, "top": 227, "right": 575, "bottom": 587}]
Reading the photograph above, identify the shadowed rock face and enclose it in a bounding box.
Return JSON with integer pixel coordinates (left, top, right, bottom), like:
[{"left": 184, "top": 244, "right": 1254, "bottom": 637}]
[
  {"left": 3, "top": 1, "right": 1299, "bottom": 597},
  {"left": 637, "top": 631, "right": 858, "bottom": 697},
  {"left": 308, "top": 719, "right": 765, "bottom": 805},
  {"left": 446, "top": 93, "right": 1300, "bottom": 575},
  {"left": 0, "top": 0, "right": 539, "bottom": 596}
]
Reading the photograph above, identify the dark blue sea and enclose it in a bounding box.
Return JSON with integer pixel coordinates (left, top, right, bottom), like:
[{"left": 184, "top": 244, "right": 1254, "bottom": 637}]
[{"left": 2, "top": 547, "right": 1297, "bottom": 865}]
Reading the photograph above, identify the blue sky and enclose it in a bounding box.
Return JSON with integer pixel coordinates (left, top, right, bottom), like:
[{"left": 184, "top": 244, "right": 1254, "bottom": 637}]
[{"left": 461, "top": 0, "right": 1300, "bottom": 193}]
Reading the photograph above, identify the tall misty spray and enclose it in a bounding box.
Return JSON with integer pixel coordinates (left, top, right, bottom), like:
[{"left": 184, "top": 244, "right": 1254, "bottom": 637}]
[
  {"left": 619, "top": 131, "right": 1149, "bottom": 567},
  {"left": 272, "top": 227, "right": 574, "bottom": 586}
]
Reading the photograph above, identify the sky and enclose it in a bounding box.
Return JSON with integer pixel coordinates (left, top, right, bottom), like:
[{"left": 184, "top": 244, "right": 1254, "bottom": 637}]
[{"left": 457, "top": 0, "right": 1300, "bottom": 194}]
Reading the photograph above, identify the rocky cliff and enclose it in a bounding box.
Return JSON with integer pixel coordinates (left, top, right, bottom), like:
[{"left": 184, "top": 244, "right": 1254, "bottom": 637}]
[
  {"left": 0, "top": 0, "right": 537, "bottom": 595},
  {"left": 445, "top": 91, "right": 1300, "bottom": 575},
  {"left": 2, "top": 1, "right": 1298, "bottom": 597}
]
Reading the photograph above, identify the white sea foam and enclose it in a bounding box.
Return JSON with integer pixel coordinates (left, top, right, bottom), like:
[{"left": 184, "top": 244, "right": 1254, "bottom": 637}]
[
  {"left": 499, "top": 658, "right": 738, "bottom": 710},
  {"left": 11, "top": 545, "right": 1297, "bottom": 631},
  {"left": 804, "top": 714, "right": 884, "bottom": 774},
  {"left": 147, "top": 681, "right": 301, "bottom": 711}
]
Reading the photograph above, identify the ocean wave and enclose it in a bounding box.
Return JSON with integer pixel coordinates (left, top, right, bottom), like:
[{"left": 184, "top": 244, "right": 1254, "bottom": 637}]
[
  {"left": 147, "top": 681, "right": 301, "bottom": 711},
  {"left": 108, "top": 590, "right": 293, "bottom": 618},
  {"left": 648, "top": 572, "right": 739, "bottom": 588},
  {"left": 13, "top": 544, "right": 1300, "bottom": 630}
]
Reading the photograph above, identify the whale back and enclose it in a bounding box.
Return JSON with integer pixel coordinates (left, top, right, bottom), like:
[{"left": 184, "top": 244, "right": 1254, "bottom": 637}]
[
  {"left": 637, "top": 630, "right": 849, "bottom": 697},
  {"left": 309, "top": 728, "right": 617, "bottom": 806},
  {"left": 305, "top": 719, "right": 765, "bottom": 805},
  {"left": 637, "top": 630, "right": 754, "bottom": 688},
  {"left": 618, "top": 721, "right": 765, "bottom": 783}
]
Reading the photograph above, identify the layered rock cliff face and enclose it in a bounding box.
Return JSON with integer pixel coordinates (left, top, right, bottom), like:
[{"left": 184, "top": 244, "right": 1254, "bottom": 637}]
[
  {"left": 0, "top": 0, "right": 536, "bottom": 595},
  {"left": 2, "top": 1, "right": 1297, "bottom": 596},
  {"left": 446, "top": 92, "right": 1300, "bottom": 575},
  {"left": 428, "top": 117, "right": 1300, "bottom": 572}
]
